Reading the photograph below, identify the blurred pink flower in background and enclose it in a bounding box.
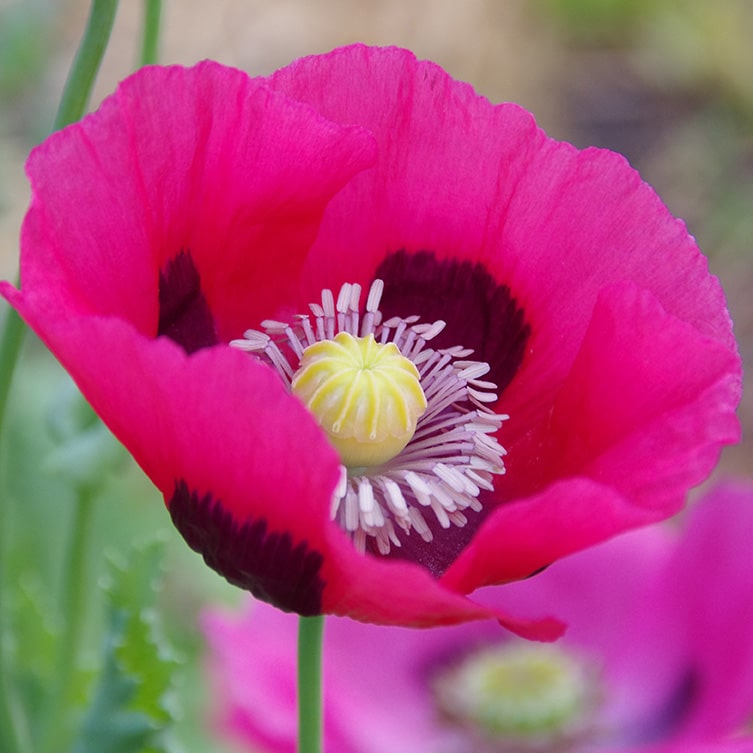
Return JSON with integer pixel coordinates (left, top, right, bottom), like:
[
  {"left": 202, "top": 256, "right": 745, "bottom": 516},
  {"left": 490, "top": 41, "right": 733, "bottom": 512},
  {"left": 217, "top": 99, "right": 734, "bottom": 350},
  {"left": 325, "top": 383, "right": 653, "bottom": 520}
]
[{"left": 203, "top": 481, "right": 753, "bottom": 753}]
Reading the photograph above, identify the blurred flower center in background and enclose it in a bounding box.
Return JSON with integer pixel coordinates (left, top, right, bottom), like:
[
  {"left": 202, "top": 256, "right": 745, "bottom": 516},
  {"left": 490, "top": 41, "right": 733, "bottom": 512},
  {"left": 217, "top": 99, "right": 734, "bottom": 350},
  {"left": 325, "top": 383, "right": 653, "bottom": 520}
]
[
  {"left": 432, "top": 641, "right": 598, "bottom": 750},
  {"left": 232, "top": 279, "right": 508, "bottom": 555}
]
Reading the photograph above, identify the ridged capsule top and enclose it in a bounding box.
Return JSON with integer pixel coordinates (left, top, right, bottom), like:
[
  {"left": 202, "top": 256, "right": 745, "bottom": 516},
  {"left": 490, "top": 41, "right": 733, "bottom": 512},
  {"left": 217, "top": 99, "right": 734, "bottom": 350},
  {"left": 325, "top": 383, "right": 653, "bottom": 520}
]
[{"left": 291, "top": 331, "right": 427, "bottom": 468}]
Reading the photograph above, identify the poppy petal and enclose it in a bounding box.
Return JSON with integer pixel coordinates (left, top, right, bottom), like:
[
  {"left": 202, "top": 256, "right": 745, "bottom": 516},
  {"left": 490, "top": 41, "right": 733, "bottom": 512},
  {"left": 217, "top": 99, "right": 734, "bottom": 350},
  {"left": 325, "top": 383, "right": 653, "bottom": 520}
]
[
  {"left": 268, "top": 45, "right": 545, "bottom": 297},
  {"left": 19, "top": 61, "right": 376, "bottom": 341},
  {"left": 547, "top": 283, "right": 741, "bottom": 509},
  {"left": 320, "top": 523, "right": 563, "bottom": 638},
  {"left": 442, "top": 477, "right": 650, "bottom": 593}
]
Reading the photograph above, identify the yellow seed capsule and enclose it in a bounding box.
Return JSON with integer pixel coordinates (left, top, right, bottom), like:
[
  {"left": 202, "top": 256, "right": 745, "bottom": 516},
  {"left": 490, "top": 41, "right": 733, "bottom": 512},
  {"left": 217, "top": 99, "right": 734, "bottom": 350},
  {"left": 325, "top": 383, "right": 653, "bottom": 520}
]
[{"left": 291, "top": 331, "right": 427, "bottom": 468}]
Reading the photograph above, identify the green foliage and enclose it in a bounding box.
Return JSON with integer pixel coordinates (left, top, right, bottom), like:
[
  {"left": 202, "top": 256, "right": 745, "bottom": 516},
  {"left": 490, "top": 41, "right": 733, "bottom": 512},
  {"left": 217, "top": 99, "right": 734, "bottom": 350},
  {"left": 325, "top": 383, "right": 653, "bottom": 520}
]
[
  {"left": 43, "top": 378, "right": 126, "bottom": 490},
  {"left": 71, "top": 538, "right": 182, "bottom": 753},
  {"left": 2, "top": 574, "right": 60, "bottom": 728},
  {"left": 2, "top": 348, "right": 232, "bottom": 753}
]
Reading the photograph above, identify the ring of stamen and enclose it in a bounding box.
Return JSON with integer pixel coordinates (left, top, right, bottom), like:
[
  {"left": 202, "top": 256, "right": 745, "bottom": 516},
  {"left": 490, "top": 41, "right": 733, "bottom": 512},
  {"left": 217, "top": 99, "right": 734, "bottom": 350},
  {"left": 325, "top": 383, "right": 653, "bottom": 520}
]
[{"left": 230, "top": 279, "right": 508, "bottom": 555}]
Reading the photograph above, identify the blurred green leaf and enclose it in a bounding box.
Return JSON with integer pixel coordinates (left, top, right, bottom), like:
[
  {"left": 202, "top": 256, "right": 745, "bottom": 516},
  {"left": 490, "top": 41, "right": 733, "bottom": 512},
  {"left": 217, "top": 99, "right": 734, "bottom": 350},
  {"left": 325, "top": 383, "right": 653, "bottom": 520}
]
[
  {"left": 71, "top": 538, "right": 182, "bottom": 753},
  {"left": 3, "top": 575, "right": 59, "bottom": 724},
  {"left": 43, "top": 376, "right": 126, "bottom": 490}
]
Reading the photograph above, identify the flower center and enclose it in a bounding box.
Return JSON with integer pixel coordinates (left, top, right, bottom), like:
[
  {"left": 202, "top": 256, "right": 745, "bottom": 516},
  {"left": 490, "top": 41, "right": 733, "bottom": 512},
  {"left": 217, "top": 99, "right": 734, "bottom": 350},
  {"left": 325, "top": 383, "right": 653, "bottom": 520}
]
[
  {"left": 291, "top": 332, "right": 427, "bottom": 468},
  {"left": 432, "top": 642, "right": 599, "bottom": 748},
  {"left": 231, "top": 280, "right": 508, "bottom": 555}
]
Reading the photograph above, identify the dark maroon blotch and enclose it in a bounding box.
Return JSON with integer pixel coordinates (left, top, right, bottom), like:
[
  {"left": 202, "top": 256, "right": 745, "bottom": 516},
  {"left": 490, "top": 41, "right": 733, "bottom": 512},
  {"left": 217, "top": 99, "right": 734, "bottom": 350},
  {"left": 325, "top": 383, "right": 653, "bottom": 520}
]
[
  {"left": 375, "top": 249, "right": 530, "bottom": 395},
  {"left": 158, "top": 251, "right": 218, "bottom": 353},
  {"left": 367, "top": 510, "right": 486, "bottom": 578},
  {"left": 168, "top": 480, "right": 325, "bottom": 615}
]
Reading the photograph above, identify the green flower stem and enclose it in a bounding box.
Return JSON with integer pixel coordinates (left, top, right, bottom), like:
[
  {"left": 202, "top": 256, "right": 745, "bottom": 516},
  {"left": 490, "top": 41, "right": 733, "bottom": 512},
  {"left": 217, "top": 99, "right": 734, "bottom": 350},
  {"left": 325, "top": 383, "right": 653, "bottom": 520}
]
[
  {"left": 0, "top": 677, "right": 32, "bottom": 753},
  {"left": 0, "top": 307, "right": 25, "bottom": 457},
  {"left": 139, "top": 0, "right": 162, "bottom": 67},
  {"left": 298, "top": 615, "right": 325, "bottom": 753},
  {"left": 0, "top": 3, "right": 119, "bottom": 751},
  {"left": 0, "top": 679, "right": 18, "bottom": 753},
  {"left": 0, "top": 309, "right": 30, "bottom": 753},
  {"left": 38, "top": 489, "right": 96, "bottom": 753},
  {"left": 54, "top": 0, "right": 119, "bottom": 131}
]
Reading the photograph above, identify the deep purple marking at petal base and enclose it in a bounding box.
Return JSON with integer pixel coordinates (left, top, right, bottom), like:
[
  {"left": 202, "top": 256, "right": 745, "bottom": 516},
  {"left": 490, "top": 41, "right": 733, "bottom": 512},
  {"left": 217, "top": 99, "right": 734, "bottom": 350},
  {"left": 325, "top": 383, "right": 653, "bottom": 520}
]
[
  {"left": 375, "top": 250, "right": 531, "bottom": 395},
  {"left": 158, "top": 251, "right": 218, "bottom": 353},
  {"left": 369, "top": 505, "right": 487, "bottom": 579},
  {"left": 168, "top": 481, "right": 325, "bottom": 615}
]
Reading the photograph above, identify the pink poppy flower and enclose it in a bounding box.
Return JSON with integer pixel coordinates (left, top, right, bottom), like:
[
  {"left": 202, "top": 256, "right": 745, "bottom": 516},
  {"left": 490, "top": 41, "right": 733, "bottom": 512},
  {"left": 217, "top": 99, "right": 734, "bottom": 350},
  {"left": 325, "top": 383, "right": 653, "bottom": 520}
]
[
  {"left": 203, "top": 481, "right": 753, "bottom": 753},
  {"left": 0, "top": 46, "right": 741, "bottom": 636}
]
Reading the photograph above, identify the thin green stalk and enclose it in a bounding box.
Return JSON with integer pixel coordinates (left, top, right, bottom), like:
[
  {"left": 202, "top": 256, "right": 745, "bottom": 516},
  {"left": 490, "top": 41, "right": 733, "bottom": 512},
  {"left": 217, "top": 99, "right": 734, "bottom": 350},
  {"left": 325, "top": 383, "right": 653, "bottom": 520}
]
[
  {"left": 139, "top": 0, "right": 162, "bottom": 67},
  {"left": 38, "top": 490, "right": 96, "bottom": 753},
  {"left": 54, "top": 0, "right": 119, "bottom": 131},
  {"left": 0, "top": 309, "right": 31, "bottom": 753},
  {"left": 0, "top": 3, "right": 120, "bottom": 751},
  {"left": 0, "top": 677, "right": 32, "bottom": 753},
  {"left": 0, "top": 678, "right": 19, "bottom": 753},
  {"left": 298, "top": 615, "right": 325, "bottom": 753},
  {"left": 0, "top": 308, "right": 25, "bottom": 462}
]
